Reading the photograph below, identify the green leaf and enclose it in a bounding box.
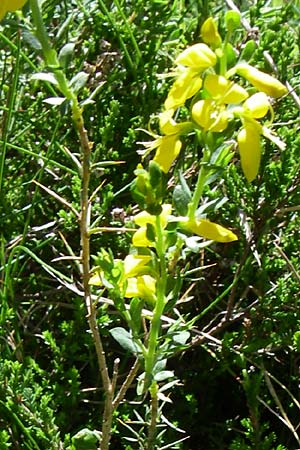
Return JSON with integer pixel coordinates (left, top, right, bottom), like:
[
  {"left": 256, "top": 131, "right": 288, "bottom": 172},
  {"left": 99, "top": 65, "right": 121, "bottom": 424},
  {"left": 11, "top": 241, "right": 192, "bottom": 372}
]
[
  {"left": 224, "top": 42, "right": 237, "bottom": 67},
  {"left": 154, "top": 370, "right": 174, "bottom": 381},
  {"left": 129, "top": 298, "right": 144, "bottom": 334},
  {"left": 72, "top": 428, "right": 101, "bottom": 450},
  {"left": 31, "top": 72, "right": 58, "bottom": 85},
  {"left": 240, "top": 40, "right": 257, "bottom": 62},
  {"left": 110, "top": 327, "right": 141, "bottom": 355},
  {"left": 173, "top": 171, "right": 191, "bottom": 215},
  {"left": 69, "top": 72, "right": 89, "bottom": 93},
  {"left": 22, "top": 30, "right": 42, "bottom": 51},
  {"left": 146, "top": 223, "right": 156, "bottom": 242},
  {"left": 58, "top": 43, "right": 75, "bottom": 69},
  {"left": 293, "top": 331, "right": 300, "bottom": 352},
  {"left": 43, "top": 97, "right": 66, "bottom": 106},
  {"left": 173, "top": 330, "right": 190, "bottom": 345},
  {"left": 149, "top": 160, "right": 163, "bottom": 189}
]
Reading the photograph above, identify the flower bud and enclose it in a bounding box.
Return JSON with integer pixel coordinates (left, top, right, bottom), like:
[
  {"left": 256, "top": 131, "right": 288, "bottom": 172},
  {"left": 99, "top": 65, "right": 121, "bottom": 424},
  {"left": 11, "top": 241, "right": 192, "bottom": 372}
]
[
  {"left": 235, "top": 63, "right": 287, "bottom": 98},
  {"left": 180, "top": 218, "right": 238, "bottom": 242},
  {"left": 237, "top": 124, "right": 261, "bottom": 182},
  {"left": 201, "top": 17, "right": 222, "bottom": 47}
]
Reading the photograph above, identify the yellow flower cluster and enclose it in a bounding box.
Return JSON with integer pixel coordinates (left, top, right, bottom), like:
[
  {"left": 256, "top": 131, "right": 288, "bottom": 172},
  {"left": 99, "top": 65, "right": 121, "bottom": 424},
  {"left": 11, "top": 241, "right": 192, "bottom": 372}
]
[
  {"left": 89, "top": 253, "right": 156, "bottom": 303},
  {"left": 0, "top": 0, "right": 27, "bottom": 20},
  {"left": 145, "top": 17, "right": 287, "bottom": 182}
]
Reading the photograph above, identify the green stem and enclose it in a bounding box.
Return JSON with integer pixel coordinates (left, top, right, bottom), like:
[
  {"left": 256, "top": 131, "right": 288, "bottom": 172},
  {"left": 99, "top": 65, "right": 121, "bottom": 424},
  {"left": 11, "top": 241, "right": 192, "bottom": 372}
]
[
  {"left": 29, "top": 0, "right": 78, "bottom": 103},
  {"left": 219, "top": 32, "right": 230, "bottom": 76},
  {"left": 187, "top": 144, "right": 211, "bottom": 219},
  {"left": 147, "top": 381, "right": 159, "bottom": 450},
  {"left": 144, "top": 214, "right": 167, "bottom": 388}
]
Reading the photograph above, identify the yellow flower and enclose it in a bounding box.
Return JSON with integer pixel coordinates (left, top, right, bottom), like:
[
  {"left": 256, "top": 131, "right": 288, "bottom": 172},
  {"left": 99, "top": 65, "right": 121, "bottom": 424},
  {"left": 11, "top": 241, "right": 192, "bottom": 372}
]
[
  {"left": 192, "top": 99, "right": 229, "bottom": 132},
  {"left": 132, "top": 204, "right": 172, "bottom": 247},
  {"left": 242, "top": 92, "right": 270, "bottom": 118},
  {"left": 237, "top": 123, "right": 261, "bottom": 182},
  {"left": 144, "top": 110, "right": 193, "bottom": 173},
  {"left": 204, "top": 74, "right": 249, "bottom": 104},
  {"left": 164, "top": 43, "right": 216, "bottom": 110},
  {"left": 164, "top": 69, "right": 203, "bottom": 110},
  {"left": 200, "top": 17, "right": 222, "bottom": 48},
  {"left": 232, "top": 92, "right": 285, "bottom": 181},
  {"left": 125, "top": 275, "right": 156, "bottom": 302},
  {"left": 234, "top": 63, "right": 288, "bottom": 98},
  {"left": 175, "top": 43, "right": 217, "bottom": 69},
  {"left": 153, "top": 134, "right": 182, "bottom": 173},
  {"left": 123, "top": 254, "right": 152, "bottom": 278},
  {"left": 0, "top": 0, "right": 27, "bottom": 19},
  {"left": 181, "top": 218, "right": 238, "bottom": 243},
  {"left": 192, "top": 74, "right": 249, "bottom": 133}
]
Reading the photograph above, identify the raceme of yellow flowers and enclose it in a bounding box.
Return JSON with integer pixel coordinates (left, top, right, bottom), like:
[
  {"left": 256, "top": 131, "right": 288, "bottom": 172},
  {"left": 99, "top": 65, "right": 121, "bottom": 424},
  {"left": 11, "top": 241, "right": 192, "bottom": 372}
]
[
  {"left": 0, "top": 0, "right": 27, "bottom": 20},
  {"left": 144, "top": 16, "right": 287, "bottom": 183}
]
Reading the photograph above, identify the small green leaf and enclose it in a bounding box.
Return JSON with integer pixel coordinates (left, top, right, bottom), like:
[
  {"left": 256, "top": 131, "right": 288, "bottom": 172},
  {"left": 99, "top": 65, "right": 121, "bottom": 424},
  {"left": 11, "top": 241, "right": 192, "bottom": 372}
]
[
  {"left": 293, "top": 331, "right": 300, "bottom": 352},
  {"left": 240, "top": 40, "right": 257, "bottom": 62},
  {"left": 224, "top": 42, "right": 237, "bottom": 67},
  {"left": 22, "top": 30, "right": 42, "bottom": 50},
  {"left": 146, "top": 223, "right": 156, "bottom": 242},
  {"left": 129, "top": 298, "right": 144, "bottom": 334},
  {"left": 69, "top": 72, "right": 89, "bottom": 93},
  {"left": 110, "top": 327, "right": 140, "bottom": 355},
  {"left": 31, "top": 72, "right": 58, "bottom": 85},
  {"left": 154, "top": 370, "right": 174, "bottom": 381},
  {"left": 72, "top": 428, "right": 101, "bottom": 450},
  {"left": 173, "top": 171, "right": 191, "bottom": 215},
  {"left": 58, "top": 42, "right": 75, "bottom": 69},
  {"left": 43, "top": 97, "right": 66, "bottom": 106},
  {"left": 149, "top": 160, "right": 163, "bottom": 188},
  {"left": 173, "top": 331, "right": 190, "bottom": 345}
]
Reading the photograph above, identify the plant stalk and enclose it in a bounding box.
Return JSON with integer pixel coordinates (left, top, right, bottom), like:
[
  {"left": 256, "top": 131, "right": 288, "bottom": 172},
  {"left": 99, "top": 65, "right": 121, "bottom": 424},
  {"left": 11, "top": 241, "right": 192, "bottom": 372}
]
[
  {"left": 144, "top": 214, "right": 167, "bottom": 388},
  {"left": 28, "top": 2, "right": 114, "bottom": 448}
]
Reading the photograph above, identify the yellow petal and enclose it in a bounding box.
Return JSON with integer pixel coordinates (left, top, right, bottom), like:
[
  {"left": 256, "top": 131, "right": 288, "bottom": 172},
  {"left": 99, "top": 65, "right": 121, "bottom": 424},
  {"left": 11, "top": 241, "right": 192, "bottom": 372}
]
[
  {"left": 192, "top": 99, "right": 213, "bottom": 130},
  {"left": 123, "top": 254, "right": 152, "bottom": 278},
  {"left": 159, "top": 110, "right": 193, "bottom": 136},
  {"left": 192, "top": 99, "right": 229, "bottom": 132},
  {"left": 204, "top": 74, "right": 249, "bottom": 103},
  {"left": 200, "top": 17, "right": 222, "bottom": 47},
  {"left": 243, "top": 92, "right": 270, "bottom": 118},
  {"left": 181, "top": 218, "right": 238, "bottom": 242},
  {"left": 153, "top": 134, "right": 182, "bottom": 173},
  {"left": 0, "top": 0, "right": 27, "bottom": 19},
  {"left": 175, "top": 43, "right": 217, "bottom": 69},
  {"left": 235, "top": 63, "right": 287, "bottom": 98},
  {"left": 132, "top": 227, "right": 153, "bottom": 247},
  {"left": 164, "top": 69, "right": 202, "bottom": 110},
  {"left": 89, "top": 271, "right": 104, "bottom": 286},
  {"left": 125, "top": 275, "right": 156, "bottom": 302},
  {"left": 223, "top": 83, "right": 249, "bottom": 104},
  {"left": 237, "top": 124, "right": 261, "bottom": 182},
  {"left": 134, "top": 204, "right": 171, "bottom": 227}
]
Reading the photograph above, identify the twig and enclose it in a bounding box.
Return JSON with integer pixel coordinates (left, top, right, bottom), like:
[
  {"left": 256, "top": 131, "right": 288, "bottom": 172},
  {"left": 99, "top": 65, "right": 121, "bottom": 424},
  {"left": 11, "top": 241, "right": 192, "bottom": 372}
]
[
  {"left": 262, "top": 367, "right": 300, "bottom": 446},
  {"left": 113, "top": 358, "right": 140, "bottom": 411},
  {"left": 32, "top": 179, "right": 80, "bottom": 218}
]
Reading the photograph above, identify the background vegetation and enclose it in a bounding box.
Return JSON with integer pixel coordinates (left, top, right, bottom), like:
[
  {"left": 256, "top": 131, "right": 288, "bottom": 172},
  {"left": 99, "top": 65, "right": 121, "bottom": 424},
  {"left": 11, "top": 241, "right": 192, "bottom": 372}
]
[{"left": 1, "top": 0, "right": 300, "bottom": 449}]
